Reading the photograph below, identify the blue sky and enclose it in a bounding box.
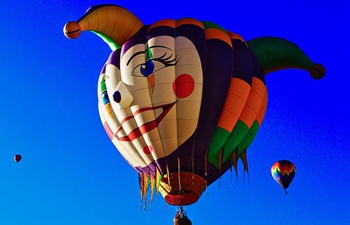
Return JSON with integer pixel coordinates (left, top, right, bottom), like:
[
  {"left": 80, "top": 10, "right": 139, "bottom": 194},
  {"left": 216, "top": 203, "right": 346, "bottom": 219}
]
[{"left": 1, "top": 0, "right": 349, "bottom": 224}]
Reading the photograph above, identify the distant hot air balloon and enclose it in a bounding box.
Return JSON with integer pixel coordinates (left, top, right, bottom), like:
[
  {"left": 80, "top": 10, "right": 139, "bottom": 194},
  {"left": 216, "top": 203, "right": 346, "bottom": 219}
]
[
  {"left": 14, "top": 154, "right": 22, "bottom": 163},
  {"left": 63, "top": 3, "right": 324, "bottom": 211},
  {"left": 271, "top": 160, "right": 296, "bottom": 194}
]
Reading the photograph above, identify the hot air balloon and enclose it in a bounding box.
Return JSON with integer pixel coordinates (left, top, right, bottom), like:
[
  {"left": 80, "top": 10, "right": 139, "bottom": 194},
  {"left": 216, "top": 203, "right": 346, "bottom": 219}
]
[
  {"left": 63, "top": 3, "right": 324, "bottom": 211},
  {"left": 14, "top": 154, "right": 22, "bottom": 163},
  {"left": 271, "top": 160, "right": 296, "bottom": 194}
]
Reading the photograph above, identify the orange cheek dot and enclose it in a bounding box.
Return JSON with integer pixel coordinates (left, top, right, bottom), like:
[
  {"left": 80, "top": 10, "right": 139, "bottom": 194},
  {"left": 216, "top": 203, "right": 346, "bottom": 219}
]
[
  {"left": 143, "top": 145, "right": 153, "bottom": 154},
  {"left": 172, "top": 74, "right": 195, "bottom": 98}
]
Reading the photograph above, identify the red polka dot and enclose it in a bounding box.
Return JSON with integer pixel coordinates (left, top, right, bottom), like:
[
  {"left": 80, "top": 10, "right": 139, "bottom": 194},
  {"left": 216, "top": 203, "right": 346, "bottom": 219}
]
[
  {"left": 172, "top": 74, "right": 195, "bottom": 98},
  {"left": 143, "top": 145, "right": 153, "bottom": 154}
]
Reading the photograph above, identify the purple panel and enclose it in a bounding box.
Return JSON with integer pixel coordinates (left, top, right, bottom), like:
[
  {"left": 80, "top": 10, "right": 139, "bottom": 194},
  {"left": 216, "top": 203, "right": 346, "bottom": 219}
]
[
  {"left": 147, "top": 25, "right": 175, "bottom": 40},
  {"left": 106, "top": 49, "right": 121, "bottom": 69},
  {"left": 190, "top": 39, "right": 234, "bottom": 173},
  {"left": 121, "top": 25, "right": 149, "bottom": 57}
]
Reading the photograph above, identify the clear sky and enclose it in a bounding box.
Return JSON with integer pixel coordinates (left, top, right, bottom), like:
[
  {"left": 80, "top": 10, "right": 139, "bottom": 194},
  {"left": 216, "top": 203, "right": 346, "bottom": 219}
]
[{"left": 1, "top": 0, "right": 349, "bottom": 224}]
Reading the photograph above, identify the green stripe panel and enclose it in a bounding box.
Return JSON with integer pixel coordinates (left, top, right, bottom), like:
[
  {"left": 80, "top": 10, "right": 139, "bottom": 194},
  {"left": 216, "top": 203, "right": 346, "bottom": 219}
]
[
  {"left": 99, "top": 77, "right": 106, "bottom": 92},
  {"left": 222, "top": 120, "right": 249, "bottom": 162},
  {"left": 92, "top": 31, "right": 121, "bottom": 51},
  {"left": 206, "top": 118, "right": 262, "bottom": 168},
  {"left": 201, "top": 21, "right": 227, "bottom": 33},
  {"left": 237, "top": 120, "right": 260, "bottom": 156},
  {"left": 247, "top": 37, "right": 313, "bottom": 73},
  {"left": 207, "top": 127, "right": 231, "bottom": 165}
]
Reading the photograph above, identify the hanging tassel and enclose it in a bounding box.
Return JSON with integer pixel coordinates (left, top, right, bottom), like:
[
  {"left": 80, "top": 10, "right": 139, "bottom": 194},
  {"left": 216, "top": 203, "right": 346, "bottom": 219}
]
[
  {"left": 204, "top": 150, "right": 208, "bottom": 195},
  {"left": 192, "top": 147, "right": 195, "bottom": 186},
  {"left": 166, "top": 164, "right": 171, "bottom": 186},
  {"left": 138, "top": 173, "right": 144, "bottom": 211},
  {"left": 240, "top": 149, "right": 249, "bottom": 183},
  {"left": 150, "top": 173, "right": 156, "bottom": 207},
  {"left": 155, "top": 167, "right": 162, "bottom": 197},
  {"left": 139, "top": 172, "right": 150, "bottom": 211},
  {"left": 178, "top": 156, "right": 181, "bottom": 193},
  {"left": 218, "top": 150, "right": 224, "bottom": 188},
  {"left": 231, "top": 148, "right": 239, "bottom": 185}
]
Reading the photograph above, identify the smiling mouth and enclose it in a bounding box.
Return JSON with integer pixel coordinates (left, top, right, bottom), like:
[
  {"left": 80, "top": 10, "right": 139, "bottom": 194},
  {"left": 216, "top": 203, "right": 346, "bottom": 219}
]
[{"left": 116, "top": 102, "right": 176, "bottom": 141}]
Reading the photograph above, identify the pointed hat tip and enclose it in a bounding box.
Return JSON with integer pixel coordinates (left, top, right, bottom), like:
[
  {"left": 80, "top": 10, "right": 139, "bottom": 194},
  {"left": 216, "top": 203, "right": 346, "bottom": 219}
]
[
  {"left": 309, "top": 63, "right": 326, "bottom": 79},
  {"left": 63, "top": 21, "right": 81, "bottom": 39}
]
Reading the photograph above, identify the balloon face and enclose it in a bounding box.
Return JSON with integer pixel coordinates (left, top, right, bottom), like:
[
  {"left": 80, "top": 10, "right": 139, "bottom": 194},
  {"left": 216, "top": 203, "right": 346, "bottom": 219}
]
[
  {"left": 102, "top": 36, "right": 202, "bottom": 167},
  {"left": 271, "top": 160, "right": 296, "bottom": 193},
  {"left": 14, "top": 154, "right": 22, "bottom": 163}
]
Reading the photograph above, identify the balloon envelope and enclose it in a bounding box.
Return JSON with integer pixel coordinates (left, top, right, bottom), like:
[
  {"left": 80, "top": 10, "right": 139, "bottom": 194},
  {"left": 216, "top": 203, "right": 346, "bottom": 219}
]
[
  {"left": 271, "top": 160, "right": 296, "bottom": 193},
  {"left": 64, "top": 4, "right": 324, "bottom": 206},
  {"left": 14, "top": 154, "right": 22, "bottom": 163}
]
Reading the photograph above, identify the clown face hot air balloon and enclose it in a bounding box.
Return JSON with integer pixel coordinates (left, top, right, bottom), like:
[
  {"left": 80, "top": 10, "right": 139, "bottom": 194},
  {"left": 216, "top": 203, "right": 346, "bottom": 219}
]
[
  {"left": 271, "top": 160, "right": 296, "bottom": 194},
  {"left": 63, "top": 4, "right": 325, "bottom": 207}
]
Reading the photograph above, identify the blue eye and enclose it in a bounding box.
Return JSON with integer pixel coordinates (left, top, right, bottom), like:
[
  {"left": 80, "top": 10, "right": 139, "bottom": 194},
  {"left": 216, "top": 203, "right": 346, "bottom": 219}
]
[
  {"left": 140, "top": 60, "right": 154, "bottom": 77},
  {"left": 101, "top": 91, "right": 110, "bottom": 105}
]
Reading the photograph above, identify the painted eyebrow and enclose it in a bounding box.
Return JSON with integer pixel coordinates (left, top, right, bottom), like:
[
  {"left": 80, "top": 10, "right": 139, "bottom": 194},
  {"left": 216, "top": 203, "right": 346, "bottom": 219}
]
[{"left": 126, "top": 45, "right": 173, "bottom": 66}]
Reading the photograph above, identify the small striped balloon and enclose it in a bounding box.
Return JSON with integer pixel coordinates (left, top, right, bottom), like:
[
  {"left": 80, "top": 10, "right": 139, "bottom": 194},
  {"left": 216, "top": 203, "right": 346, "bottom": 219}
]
[{"left": 271, "top": 160, "right": 296, "bottom": 194}]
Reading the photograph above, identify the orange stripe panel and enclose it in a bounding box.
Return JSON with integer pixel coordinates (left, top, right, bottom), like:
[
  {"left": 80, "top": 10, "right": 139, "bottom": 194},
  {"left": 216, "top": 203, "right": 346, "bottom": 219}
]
[
  {"left": 227, "top": 30, "right": 247, "bottom": 46},
  {"left": 217, "top": 78, "right": 250, "bottom": 131},
  {"left": 205, "top": 28, "right": 232, "bottom": 47},
  {"left": 176, "top": 18, "right": 204, "bottom": 28},
  {"left": 256, "top": 88, "right": 268, "bottom": 125},
  {"left": 148, "top": 19, "right": 176, "bottom": 30},
  {"left": 239, "top": 77, "right": 266, "bottom": 127},
  {"left": 239, "top": 106, "right": 257, "bottom": 128},
  {"left": 217, "top": 110, "right": 239, "bottom": 132}
]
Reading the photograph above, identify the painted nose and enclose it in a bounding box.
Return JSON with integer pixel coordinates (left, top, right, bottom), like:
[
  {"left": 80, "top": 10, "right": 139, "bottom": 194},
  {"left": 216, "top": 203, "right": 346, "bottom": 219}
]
[
  {"left": 147, "top": 74, "right": 155, "bottom": 93},
  {"left": 113, "top": 82, "right": 133, "bottom": 108}
]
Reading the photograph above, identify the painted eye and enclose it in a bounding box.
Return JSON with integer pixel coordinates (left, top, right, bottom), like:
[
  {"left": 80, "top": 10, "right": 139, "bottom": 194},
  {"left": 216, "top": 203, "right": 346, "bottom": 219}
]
[
  {"left": 140, "top": 60, "right": 154, "bottom": 77},
  {"left": 101, "top": 91, "right": 110, "bottom": 105}
]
